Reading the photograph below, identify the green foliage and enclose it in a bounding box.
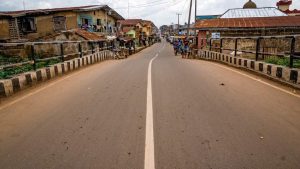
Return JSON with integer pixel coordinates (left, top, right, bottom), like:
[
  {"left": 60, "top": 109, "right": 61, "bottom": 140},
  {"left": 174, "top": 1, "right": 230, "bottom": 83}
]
[
  {"left": 36, "top": 58, "right": 61, "bottom": 69},
  {"left": 0, "top": 55, "right": 28, "bottom": 64},
  {"left": 265, "top": 57, "right": 300, "bottom": 68},
  {"left": 0, "top": 58, "right": 61, "bottom": 79},
  {"left": 0, "top": 64, "right": 33, "bottom": 79}
]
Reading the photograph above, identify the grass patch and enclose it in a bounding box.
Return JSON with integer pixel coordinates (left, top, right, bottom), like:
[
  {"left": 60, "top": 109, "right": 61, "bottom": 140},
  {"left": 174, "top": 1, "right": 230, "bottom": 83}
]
[
  {"left": 0, "top": 57, "right": 61, "bottom": 79},
  {"left": 265, "top": 57, "right": 300, "bottom": 68}
]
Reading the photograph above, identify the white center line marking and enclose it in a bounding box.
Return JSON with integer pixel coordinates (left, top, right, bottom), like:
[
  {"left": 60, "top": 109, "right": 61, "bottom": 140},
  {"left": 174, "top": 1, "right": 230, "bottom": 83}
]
[{"left": 144, "top": 53, "right": 158, "bottom": 169}]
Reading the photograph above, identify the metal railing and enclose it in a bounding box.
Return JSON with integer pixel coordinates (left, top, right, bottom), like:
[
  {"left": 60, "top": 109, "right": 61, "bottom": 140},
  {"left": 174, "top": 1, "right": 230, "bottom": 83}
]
[
  {"left": 199, "top": 35, "right": 300, "bottom": 68},
  {"left": 0, "top": 40, "right": 114, "bottom": 71}
]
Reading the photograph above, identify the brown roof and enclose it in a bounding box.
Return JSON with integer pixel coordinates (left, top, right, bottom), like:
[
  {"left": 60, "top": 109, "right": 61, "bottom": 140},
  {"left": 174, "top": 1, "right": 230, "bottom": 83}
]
[
  {"left": 277, "top": 0, "right": 292, "bottom": 6},
  {"left": 118, "top": 19, "right": 143, "bottom": 26},
  {"left": 73, "top": 29, "right": 105, "bottom": 41},
  {"left": 195, "top": 16, "right": 300, "bottom": 29},
  {"left": 284, "top": 9, "right": 300, "bottom": 14},
  {"left": 123, "top": 27, "right": 134, "bottom": 33},
  {"left": 0, "top": 5, "right": 124, "bottom": 20},
  {"left": 0, "top": 5, "right": 96, "bottom": 16}
]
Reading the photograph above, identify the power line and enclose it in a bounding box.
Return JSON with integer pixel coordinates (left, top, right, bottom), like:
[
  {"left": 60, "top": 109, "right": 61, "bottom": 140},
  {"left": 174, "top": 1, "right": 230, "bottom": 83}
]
[
  {"left": 114, "top": 0, "right": 173, "bottom": 9},
  {"left": 130, "top": 0, "right": 182, "bottom": 18},
  {"left": 128, "top": 0, "right": 130, "bottom": 19}
]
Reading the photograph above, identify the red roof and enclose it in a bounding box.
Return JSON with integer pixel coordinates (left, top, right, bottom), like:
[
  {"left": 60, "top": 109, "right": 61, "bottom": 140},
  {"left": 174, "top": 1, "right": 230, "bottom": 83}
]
[
  {"left": 73, "top": 29, "right": 105, "bottom": 41},
  {"left": 118, "top": 19, "right": 143, "bottom": 26},
  {"left": 195, "top": 16, "right": 300, "bottom": 29},
  {"left": 283, "top": 9, "right": 300, "bottom": 14},
  {"left": 276, "top": 0, "right": 292, "bottom": 6},
  {"left": 123, "top": 27, "right": 134, "bottom": 33}
]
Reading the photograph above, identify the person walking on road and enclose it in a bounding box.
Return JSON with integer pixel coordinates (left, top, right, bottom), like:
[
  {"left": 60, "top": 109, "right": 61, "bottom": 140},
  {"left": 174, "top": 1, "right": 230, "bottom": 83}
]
[{"left": 173, "top": 40, "right": 179, "bottom": 56}]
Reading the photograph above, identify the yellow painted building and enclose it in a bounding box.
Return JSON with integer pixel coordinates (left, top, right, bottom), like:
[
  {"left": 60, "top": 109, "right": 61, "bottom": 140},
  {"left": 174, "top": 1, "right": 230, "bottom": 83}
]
[{"left": 0, "top": 5, "right": 124, "bottom": 42}]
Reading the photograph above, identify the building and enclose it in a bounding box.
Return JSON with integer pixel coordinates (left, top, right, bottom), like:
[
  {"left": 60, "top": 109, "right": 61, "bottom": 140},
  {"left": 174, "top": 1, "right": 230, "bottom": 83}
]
[
  {"left": 0, "top": 5, "right": 124, "bottom": 42},
  {"left": 117, "top": 19, "right": 143, "bottom": 39},
  {"left": 277, "top": 0, "right": 300, "bottom": 16},
  {"left": 195, "top": 15, "right": 219, "bottom": 21},
  {"left": 141, "top": 20, "right": 157, "bottom": 38},
  {"left": 180, "top": 23, "right": 196, "bottom": 36},
  {"left": 117, "top": 19, "right": 158, "bottom": 45},
  {"left": 195, "top": 0, "right": 300, "bottom": 49}
]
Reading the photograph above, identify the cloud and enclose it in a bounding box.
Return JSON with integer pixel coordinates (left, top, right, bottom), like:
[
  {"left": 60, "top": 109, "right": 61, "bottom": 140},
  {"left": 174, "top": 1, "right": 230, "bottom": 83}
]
[{"left": 0, "top": 0, "right": 299, "bottom": 26}]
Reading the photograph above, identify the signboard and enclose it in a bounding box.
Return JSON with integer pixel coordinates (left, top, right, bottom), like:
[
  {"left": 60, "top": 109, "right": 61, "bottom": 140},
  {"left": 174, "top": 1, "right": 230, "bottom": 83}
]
[{"left": 212, "top": 32, "right": 221, "bottom": 39}]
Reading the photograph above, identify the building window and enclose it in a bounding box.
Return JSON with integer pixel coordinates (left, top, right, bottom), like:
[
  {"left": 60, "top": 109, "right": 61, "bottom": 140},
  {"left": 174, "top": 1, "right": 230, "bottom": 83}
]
[
  {"left": 21, "top": 17, "right": 37, "bottom": 33},
  {"left": 53, "top": 16, "right": 66, "bottom": 31},
  {"left": 97, "top": 19, "right": 102, "bottom": 26},
  {"left": 81, "top": 18, "right": 89, "bottom": 25}
]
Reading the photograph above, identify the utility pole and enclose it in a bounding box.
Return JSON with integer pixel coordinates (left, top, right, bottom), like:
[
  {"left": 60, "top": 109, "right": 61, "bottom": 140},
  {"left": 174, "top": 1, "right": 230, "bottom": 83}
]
[
  {"left": 105, "top": 11, "right": 108, "bottom": 33},
  {"left": 128, "top": 0, "right": 130, "bottom": 19},
  {"left": 186, "top": 0, "right": 193, "bottom": 38},
  {"left": 195, "top": 0, "right": 197, "bottom": 36},
  {"left": 23, "top": 0, "right": 26, "bottom": 11},
  {"left": 176, "top": 13, "right": 182, "bottom": 35},
  {"left": 195, "top": 0, "right": 197, "bottom": 23}
]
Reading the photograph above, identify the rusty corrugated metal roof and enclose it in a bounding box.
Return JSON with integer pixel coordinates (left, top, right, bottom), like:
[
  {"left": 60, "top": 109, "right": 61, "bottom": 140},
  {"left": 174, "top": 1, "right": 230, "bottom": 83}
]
[
  {"left": 0, "top": 5, "right": 124, "bottom": 20},
  {"left": 123, "top": 27, "right": 134, "bottom": 33},
  {"left": 195, "top": 16, "right": 300, "bottom": 29},
  {"left": 73, "top": 29, "right": 105, "bottom": 41},
  {"left": 118, "top": 19, "right": 143, "bottom": 26},
  {"left": 0, "top": 5, "right": 96, "bottom": 15}
]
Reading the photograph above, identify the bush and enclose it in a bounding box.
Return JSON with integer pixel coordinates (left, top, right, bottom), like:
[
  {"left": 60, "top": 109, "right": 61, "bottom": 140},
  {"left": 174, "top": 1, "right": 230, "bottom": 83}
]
[
  {"left": 265, "top": 57, "right": 300, "bottom": 68},
  {"left": 0, "top": 58, "right": 61, "bottom": 79}
]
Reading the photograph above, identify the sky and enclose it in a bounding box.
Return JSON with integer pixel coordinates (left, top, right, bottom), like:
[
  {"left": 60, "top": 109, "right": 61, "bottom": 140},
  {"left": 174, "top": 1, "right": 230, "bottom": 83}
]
[{"left": 0, "top": 0, "right": 299, "bottom": 27}]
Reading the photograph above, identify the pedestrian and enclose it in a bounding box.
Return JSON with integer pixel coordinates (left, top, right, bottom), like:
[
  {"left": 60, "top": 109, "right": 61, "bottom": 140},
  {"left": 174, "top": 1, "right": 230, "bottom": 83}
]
[
  {"left": 178, "top": 39, "right": 186, "bottom": 59},
  {"left": 173, "top": 40, "right": 178, "bottom": 56},
  {"left": 184, "top": 40, "right": 189, "bottom": 59}
]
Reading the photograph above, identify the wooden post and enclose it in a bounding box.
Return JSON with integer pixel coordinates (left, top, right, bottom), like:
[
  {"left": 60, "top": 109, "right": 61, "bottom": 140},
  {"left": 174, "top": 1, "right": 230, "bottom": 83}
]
[
  {"left": 255, "top": 38, "right": 261, "bottom": 61},
  {"left": 290, "top": 37, "right": 296, "bottom": 68},
  {"left": 60, "top": 43, "right": 64, "bottom": 62},
  {"left": 91, "top": 42, "right": 95, "bottom": 54},
  {"left": 234, "top": 38, "right": 238, "bottom": 57},
  {"left": 31, "top": 44, "right": 36, "bottom": 71},
  {"left": 220, "top": 38, "right": 223, "bottom": 53},
  {"left": 78, "top": 42, "right": 83, "bottom": 58}
]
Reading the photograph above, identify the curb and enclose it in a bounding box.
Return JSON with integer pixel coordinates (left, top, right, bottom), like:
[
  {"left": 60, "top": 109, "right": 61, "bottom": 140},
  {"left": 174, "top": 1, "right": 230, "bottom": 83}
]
[{"left": 196, "top": 50, "right": 300, "bottom": 89}]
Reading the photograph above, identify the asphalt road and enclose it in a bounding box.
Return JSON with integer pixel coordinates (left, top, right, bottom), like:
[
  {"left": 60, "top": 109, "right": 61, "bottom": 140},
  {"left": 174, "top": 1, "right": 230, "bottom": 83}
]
[{"left": 0, "top": 40, "right": 300, "bottom": 169}]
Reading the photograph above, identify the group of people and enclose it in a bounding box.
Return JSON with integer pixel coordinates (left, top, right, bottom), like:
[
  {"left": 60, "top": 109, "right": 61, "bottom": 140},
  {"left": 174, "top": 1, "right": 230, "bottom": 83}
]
[{"left": 173, "top": 39, "right": 190, "bottom": 59}]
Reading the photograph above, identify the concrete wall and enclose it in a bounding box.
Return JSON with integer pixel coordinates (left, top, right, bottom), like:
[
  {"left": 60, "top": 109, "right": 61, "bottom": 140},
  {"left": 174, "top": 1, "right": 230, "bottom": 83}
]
[
  {"left": 0, "top": 19, "right": 10, "bottom": 40},
  {"left": 142, "top": 26, "right": 151, "bottom": 37},
  {"left": 78, "top": 10, "right": 117, "bottom": 27},
  {"left": 0, "top": 32, "right": 88, "bottom": 59},
  {"left": 27, "top": 11, "right": 78, "bottom": 40}
]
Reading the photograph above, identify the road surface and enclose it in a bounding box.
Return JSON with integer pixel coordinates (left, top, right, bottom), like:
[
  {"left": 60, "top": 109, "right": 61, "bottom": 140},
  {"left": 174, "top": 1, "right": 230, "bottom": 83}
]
[{"left": 0, "top": 41, "right": 300, "bottom": 169}]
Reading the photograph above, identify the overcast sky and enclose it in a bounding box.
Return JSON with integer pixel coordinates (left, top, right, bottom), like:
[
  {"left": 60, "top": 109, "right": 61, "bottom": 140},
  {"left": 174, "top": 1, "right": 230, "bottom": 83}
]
[{"left": 0, "top": 0, "right": 299, "bottom": 27}]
